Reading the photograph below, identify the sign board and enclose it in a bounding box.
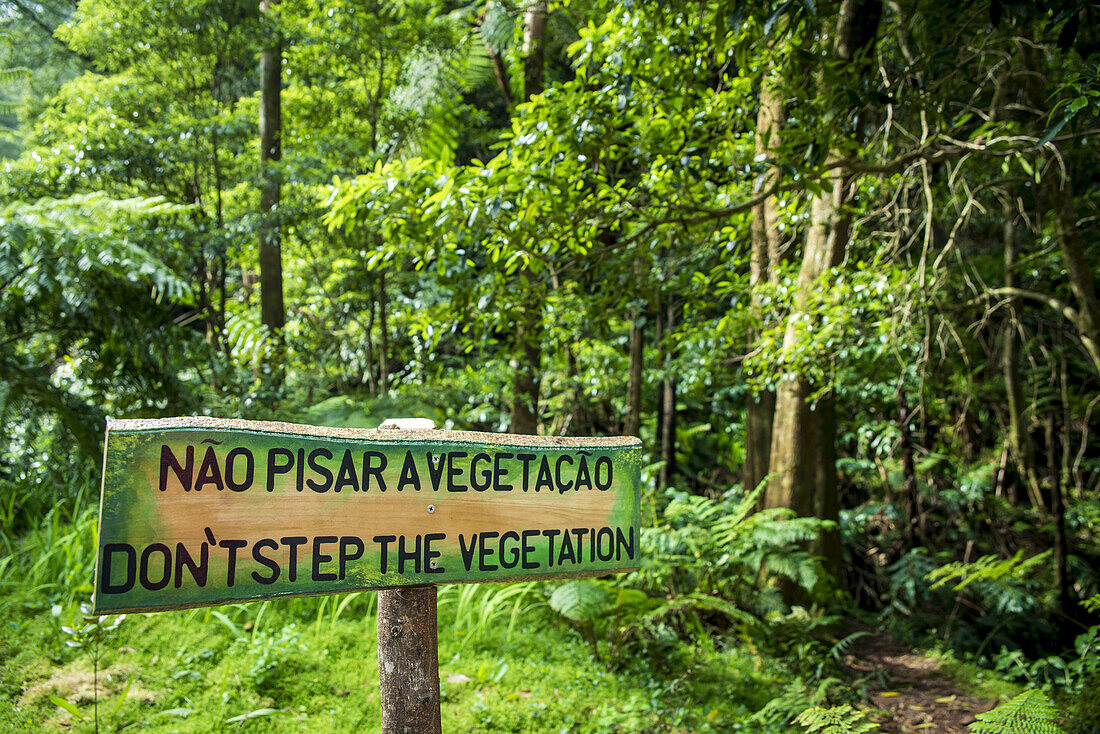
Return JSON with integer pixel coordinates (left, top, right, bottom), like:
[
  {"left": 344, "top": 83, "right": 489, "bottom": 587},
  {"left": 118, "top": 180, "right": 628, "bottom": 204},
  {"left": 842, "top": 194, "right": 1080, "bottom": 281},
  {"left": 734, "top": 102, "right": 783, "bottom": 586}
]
[{"left": 93, "top": 417, "right": 642, "bottom": 613}]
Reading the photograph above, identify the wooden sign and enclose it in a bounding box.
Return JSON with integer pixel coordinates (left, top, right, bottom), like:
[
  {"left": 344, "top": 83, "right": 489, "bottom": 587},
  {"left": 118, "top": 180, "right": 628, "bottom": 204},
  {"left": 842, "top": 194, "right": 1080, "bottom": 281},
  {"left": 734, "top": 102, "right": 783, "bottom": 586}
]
[{"left": 93, "top": 417, "right": 642, "bottom": 613}]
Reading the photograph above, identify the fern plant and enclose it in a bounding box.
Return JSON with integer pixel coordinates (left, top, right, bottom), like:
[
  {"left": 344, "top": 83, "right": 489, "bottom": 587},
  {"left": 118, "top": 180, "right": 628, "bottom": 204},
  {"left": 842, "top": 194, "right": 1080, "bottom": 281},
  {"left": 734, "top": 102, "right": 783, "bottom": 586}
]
[
  {"left": 968, "top": 689, "right": 1065, "bottom": 734},
  {"left": 630, "top": 485, "right": 833, "bottom": 626},
  {"left": 795, "top": 704, "right": 880, "bottom": 734},
  {"left": 928, "top": 550, "right": 1052, "bottom": 594},
  {"left": 0, "top": 66, "right": 29, "bottom": 116}
]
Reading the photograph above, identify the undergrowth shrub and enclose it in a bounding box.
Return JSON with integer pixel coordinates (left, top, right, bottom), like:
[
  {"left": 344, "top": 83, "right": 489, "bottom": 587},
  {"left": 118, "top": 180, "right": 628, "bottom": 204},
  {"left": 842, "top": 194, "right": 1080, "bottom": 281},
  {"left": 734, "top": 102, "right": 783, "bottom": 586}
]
[{"left": 545, "top": 486, "right": 839, "bottom": 670}]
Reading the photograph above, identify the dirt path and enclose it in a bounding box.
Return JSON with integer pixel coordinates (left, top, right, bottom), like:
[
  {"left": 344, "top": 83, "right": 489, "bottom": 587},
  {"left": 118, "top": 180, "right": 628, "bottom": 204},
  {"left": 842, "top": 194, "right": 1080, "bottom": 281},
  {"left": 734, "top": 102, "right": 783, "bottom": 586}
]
[{"left": 841, "top": 631, "right": 997, "bottom": 733}]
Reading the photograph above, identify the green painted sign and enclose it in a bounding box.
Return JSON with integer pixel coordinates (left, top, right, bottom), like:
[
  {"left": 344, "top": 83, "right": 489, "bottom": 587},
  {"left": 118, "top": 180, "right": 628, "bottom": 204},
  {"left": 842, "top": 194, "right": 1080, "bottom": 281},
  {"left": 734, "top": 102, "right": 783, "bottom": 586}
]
[{"left": 93, "top": 418, "right": 642, "bottom": 613}]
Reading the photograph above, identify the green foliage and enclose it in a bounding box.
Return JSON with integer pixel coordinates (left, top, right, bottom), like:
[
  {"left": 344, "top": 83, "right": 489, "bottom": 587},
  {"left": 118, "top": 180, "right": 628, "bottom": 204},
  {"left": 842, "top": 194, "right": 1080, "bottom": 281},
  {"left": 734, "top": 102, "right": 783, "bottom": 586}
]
[
  {"left": 1064, "top": 670, "right": 1100, "bottom": 734},
  {"left": 750, "top": 677, "right": 843, "bottom": 727},
  {"left": 928, "top": 551, "right": 1053, "bottom": 594},
  {"left": 968, "top": 689, "right": 1066, "bottom": 734},
  {"left": 440, "top": 581, "right": 541, "bottom": 647},
  {"left": 0, "top": 193, "right": 198, "bottom": 534},
  {"left": 633, "top": 486, "right": 831, "bottom": 611},
  {"left": 549, "top": 579, "right": 608, "bottom": 623},
  {"left": 0, "top": 66, "right": 29, "bottom": 117},
  {"left": 795, "top": 704, "right": 880, "bottom": 734},
  {"left": 3, "top": 0, "right": 1100, "bottom": 730}
]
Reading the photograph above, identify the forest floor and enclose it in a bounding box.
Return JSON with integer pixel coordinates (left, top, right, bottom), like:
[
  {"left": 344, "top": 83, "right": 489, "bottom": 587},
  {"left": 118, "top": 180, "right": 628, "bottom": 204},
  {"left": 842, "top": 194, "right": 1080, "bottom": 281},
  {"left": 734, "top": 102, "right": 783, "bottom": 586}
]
[{"left": 842, "top": 630, "right": 1001, "bottom": 733}]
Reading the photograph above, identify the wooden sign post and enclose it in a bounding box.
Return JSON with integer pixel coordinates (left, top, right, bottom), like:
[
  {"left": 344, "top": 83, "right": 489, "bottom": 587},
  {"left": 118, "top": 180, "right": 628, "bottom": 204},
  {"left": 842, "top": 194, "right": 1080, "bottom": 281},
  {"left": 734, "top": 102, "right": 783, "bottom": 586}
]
[{"left": 93, "top": 416, "right": 642, "bottom": 730}]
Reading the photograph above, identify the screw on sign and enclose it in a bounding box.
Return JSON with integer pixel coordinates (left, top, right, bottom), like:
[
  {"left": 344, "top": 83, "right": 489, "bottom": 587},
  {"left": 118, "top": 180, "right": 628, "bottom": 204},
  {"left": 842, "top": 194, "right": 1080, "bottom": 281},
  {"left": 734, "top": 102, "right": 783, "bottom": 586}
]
[{"left": 93, "top": 416, "right": 642, "bottom": 733}]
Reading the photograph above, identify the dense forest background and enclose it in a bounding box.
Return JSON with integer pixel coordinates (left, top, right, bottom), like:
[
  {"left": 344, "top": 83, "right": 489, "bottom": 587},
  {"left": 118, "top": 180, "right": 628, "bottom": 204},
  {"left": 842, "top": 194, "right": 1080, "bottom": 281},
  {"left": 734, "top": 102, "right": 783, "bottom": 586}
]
[{"left": 2, "top": 0, "right": 1099, "bottom": 731}]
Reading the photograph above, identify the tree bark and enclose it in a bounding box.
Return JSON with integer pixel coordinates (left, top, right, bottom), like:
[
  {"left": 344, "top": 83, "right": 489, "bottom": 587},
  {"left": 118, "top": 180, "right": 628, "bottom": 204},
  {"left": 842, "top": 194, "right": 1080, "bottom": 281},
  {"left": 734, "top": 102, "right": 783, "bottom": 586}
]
[
  {"left": 379, "top": 270, "right": 389, "bottom": 394},
  {"left": 1044, "top": 165, "right": 1100, "bottom": 376},
  {"left": 625, "top": 259, "right": 645, "bottom": 437},
  {"left": 1044, "top": 415, "right": 1071, "bottom": 624},
  {"left": 897, "top": 387, "right": 923, "bottom": 542},
  {"left": 812, "top": 395, "right": 841, "bottom": 577},
  {"left": 764, "top": 0, "right": 882, "bottom": 533},
  {"left": 509, "top": 3, "right": 548, "bottom": 434},
  {"left": 658, "top": 299, "right": 678, "bottom": 491},
  {"left": 1002, "top": 204, "right": 1044, "bottom": 509},
  {"left": 1017, "top": 42, "right": 1100, "bottom": 377},
  {"left": 258, "top": 0, "right": 285, "bottom": 338},
  {"left": 745, "top": 67, "right": 784, "bottom": 497},
  {"left": 522, "top": 1, "right": 547, "bottom": 100},
  {"left": 510, "top": 301, "right": 541, "bottom": 434}
]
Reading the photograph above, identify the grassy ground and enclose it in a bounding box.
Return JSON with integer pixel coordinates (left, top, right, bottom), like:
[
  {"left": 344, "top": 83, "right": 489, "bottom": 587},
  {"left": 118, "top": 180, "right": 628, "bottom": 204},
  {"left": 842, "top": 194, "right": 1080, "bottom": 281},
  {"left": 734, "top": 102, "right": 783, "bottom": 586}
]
[{"left": 2, "top": 586, "right": 796, "bottom": 733}]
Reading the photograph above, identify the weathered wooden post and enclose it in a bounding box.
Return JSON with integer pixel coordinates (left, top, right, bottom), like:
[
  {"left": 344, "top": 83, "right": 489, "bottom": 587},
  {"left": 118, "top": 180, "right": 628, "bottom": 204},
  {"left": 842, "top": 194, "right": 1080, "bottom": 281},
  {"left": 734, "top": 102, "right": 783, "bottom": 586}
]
[
  {"left": 92, "top": 415, "right": 641, "bottom": 731},
  {"left": 377, "top": 585, "right": 441, "bottom": 733},
  {"left": 376, "top": 418, "right": 441, "bottom": 734}
]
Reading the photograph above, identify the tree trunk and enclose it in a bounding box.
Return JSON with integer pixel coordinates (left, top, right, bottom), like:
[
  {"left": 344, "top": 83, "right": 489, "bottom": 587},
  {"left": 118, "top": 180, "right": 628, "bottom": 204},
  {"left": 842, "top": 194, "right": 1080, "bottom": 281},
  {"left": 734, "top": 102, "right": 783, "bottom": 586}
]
[
  {"left": 1045, "top": 414, "right": 1071, "bottom": 624},
  {"left": 509, "top": 299, "right": 541, "bottom": 434},
  {"left": 812, "top": 395, "right": 841, "bottom": 577},
  {"left": 509, "top": 3, "right": 548, "bottom": 435},
  {"left": 522, "top": 1, "right": 546, "bottom": 100},
  {"left": 1002, "top": 205, "right": 1044, "bottom": 509},
  {"left": 764, "top": 0, "right": 882, "bottom": 533},
  {"left": 258, "top": 0, "right": 285, "bottom": 338},
  {"left": 1017, "top": 42, "right": 1100, "bottom": 377},
  {"left": 745, "top": 67, "right": 784, "bottom": 497},
  {"left": 625, "top": 259, "right": 645, "bottom": 437},
  {"left": 1044, "top": 165, "right": 1100, "bottom": 376},
  {"left": 658, "top": 299, "right": 678, "bottom": 491},
  {"left": 379, "top": 270, "right": 389, "bottom": 394},
  {"left": 365, "top": 288, "right": 377, "bottom": 396},
  {"left": 897, "top": 387, "right": 923, "bottom": 541}
]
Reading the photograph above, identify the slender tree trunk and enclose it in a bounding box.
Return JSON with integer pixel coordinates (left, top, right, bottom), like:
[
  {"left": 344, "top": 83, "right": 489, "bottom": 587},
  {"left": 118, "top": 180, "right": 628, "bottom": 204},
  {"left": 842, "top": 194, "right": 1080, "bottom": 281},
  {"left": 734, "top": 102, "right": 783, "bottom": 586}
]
[
  {"left": 378, "top": 270, "right": 389, "bottom": 394},
  {"left": 655, "top": 292, "right": 666, "bottom": 481},
  {"left": 625, "top": 258, "right": 645, "bottom": 437},
  {"left": 259, "top": 0, "right": 285, "bottom": 339},
  {"left": 566, "top": 345, "right": 590, "bottom": 435},
  {"left": 625, "top": 311, "right": 644, "bottom": 437},
  {"left": 522, "top": 1, "right": 546, "bottom": 100},
  {"left": 658, "top": 299, "right": 678, "bottom": 491},
  {"left": 364, "top": 288, "right": 377, "bottom": 396},
  {"left": 1045, "top": 167, "right": 1100, "bottom": 375},
  {"left": 1002, "top": 205, "right": 1044, "bottom": 509},
  {"left": 1045, "top": 414, "right": 1071, "bottom": 623},
  {"left": 764, "top": 0, "right": 882, "bottom": 535},
  {"left": 745, "top": 68, "right": 784, "bottom": 497},
  {"left": 509, "top": 3, "right": 548, "bottom": 435},
  {"left": 1017, "top": 42, "right": 1100, "bottom": 376},
  {"left": 897, "top": 387, "right": 923, "bottom": 542},
  {"left": 489, "top": 48, "right": 513, "bottom": 107},
  {"left": 510, "top": 300, "right": 541, "bottom": 434},
  {"left": 812, "top": 395, "right": 841, "bottom": 577}
]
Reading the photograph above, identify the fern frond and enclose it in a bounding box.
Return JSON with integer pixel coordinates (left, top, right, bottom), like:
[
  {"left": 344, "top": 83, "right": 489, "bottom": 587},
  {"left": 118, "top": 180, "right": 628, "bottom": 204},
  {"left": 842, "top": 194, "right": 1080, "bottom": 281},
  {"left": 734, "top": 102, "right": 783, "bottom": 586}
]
[
  {"left": 478, "top": 1, "right": 516, "bottom": 54},
  {"left": 549, "top": 580, "right": 608, "bottom": 623},
  {"left": 750, "top": 677, "right": 841, "bottom": 725},
  {"left": 0, "top": 67, "right": 30, "bottom": 84},
  {"left": 224, "top": 307, "right": 271, "bottom": 366},
  {"left": 968, "top": 689, "right": 1065, "bottom": 734},
  {"left": 795, "top": 704, "right": 880, "bottom": 733},
  {"left": 928, "top": 550, "right": 1051, "bottom": 592}
]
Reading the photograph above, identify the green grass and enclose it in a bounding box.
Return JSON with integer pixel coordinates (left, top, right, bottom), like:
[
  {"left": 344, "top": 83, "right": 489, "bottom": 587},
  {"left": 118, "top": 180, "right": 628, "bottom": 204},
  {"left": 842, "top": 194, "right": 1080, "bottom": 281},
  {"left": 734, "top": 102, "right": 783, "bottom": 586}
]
[{"left": 1, "top": 584, "right": 799, "bottom": 733}]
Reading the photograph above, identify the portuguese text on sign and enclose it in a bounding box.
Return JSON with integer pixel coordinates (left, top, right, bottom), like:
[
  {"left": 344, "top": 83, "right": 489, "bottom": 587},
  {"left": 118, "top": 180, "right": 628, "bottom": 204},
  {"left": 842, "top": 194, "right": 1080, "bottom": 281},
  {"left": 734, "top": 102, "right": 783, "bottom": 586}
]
[{"left": 93, "top": 417, "right": 642, "bottom": 613}]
